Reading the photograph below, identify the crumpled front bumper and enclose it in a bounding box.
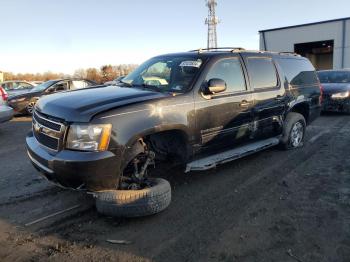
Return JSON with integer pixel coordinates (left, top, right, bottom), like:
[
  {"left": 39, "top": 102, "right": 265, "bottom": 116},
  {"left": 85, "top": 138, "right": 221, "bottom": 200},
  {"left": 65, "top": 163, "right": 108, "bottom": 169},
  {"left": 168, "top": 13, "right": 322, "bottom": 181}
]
[{"left": 26, "top": 131, "right": 122, "bottom": 191}]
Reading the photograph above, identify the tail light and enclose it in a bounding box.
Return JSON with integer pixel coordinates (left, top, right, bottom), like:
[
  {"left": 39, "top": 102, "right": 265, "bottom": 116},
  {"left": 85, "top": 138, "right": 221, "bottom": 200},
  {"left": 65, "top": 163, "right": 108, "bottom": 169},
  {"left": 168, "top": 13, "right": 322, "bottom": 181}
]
[
  {"left": 0, "top": 86, "right": 8, "bottom": 101},
  {"left": 319, "top": 83, "right": 324, "bottom": 105}
]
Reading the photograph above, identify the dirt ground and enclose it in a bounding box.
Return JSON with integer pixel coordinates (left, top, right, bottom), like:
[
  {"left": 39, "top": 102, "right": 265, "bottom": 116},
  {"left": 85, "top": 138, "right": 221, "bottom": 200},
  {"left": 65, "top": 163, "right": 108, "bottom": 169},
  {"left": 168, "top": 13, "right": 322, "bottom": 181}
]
[{"left": 0, "top": 114, "right": 350, "bottom": 262}]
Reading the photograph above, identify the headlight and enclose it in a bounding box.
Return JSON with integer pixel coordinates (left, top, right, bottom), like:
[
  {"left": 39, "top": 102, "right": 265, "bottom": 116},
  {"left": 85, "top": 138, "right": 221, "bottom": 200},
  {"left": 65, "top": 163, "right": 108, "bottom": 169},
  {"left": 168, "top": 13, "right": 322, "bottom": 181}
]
[
  {"left": 331, "top": 91, "right": 350, "bottom": 99},
  {"left": 66, "top": 124, "right": 112, "bottom": 152}
]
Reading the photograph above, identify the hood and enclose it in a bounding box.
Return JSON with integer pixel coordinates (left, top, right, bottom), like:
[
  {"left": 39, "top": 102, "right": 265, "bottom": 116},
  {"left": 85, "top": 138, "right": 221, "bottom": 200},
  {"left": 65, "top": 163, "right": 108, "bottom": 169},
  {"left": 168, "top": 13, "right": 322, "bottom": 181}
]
[
  {"left": 36, "top": 86, "right": 168, "bottom": 122},
  {"left": 321, "top": 83, "right": 350, "bottom": 95}
]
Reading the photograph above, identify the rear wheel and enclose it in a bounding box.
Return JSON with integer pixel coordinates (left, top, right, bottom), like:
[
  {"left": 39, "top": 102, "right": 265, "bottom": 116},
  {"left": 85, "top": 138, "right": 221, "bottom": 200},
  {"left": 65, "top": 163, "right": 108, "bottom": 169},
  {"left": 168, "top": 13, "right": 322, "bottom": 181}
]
[{"left": 280, "top": 112, "right": 306, "bottom": 150}]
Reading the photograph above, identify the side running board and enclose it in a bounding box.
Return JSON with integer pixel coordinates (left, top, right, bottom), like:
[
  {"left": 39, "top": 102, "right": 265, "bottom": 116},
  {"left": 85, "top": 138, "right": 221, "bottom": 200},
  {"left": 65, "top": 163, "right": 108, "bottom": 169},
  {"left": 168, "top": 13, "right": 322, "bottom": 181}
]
[{"left": 185, "top": 137, "right": 280, "bottom": 172}]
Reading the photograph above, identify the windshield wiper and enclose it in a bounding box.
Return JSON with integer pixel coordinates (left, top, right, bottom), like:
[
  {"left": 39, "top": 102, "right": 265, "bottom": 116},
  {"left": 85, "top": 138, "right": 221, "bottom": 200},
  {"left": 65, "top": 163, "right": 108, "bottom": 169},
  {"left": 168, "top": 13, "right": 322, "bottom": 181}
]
[
  {"left": 119, "top": 81, "right": 163, "bottom": 92},
  {"left": 132, "top": 84, "right": 163, "bottom": 92}
]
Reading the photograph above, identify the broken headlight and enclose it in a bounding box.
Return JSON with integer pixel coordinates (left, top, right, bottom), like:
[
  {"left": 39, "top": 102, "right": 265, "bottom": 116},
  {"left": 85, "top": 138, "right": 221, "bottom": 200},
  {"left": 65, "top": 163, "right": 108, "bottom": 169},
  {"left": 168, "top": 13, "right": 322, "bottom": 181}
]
[
  {"left": 66, "top": 124, "right": 112, "bottom": 152},
  {"left": 331, "top": 91, "right": 350, "bottom": 99}
]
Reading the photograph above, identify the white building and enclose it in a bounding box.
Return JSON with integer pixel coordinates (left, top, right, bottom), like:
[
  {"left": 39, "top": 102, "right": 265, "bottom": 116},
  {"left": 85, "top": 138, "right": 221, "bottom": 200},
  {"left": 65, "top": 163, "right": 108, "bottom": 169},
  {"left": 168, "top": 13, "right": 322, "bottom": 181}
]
[{"left": 259, "top": 17, "right": 350, "bottom": 70}]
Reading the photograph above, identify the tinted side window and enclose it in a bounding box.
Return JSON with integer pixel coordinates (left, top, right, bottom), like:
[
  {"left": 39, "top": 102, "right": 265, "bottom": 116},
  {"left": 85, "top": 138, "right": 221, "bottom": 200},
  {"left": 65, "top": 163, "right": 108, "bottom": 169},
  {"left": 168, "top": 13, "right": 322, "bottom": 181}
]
[
  {"left": 246, "top": 57, "right": 278, "bottom": 89},
  {"left": 49, "top": 81, "right": 69, "bottom": 92},
  {"left": 276, "top": 58, "right": 318, "bottom": 86},
  {"left": 206, "top": 58, "right": 246, "bottom": 93}
]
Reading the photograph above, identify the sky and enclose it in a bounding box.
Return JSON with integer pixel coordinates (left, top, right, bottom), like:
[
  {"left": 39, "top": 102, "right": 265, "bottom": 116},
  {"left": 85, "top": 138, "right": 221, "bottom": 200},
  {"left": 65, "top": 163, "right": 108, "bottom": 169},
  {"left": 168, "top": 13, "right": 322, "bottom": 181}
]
[{"left": 1, "top": 0, "right": 349, "bottom": 74}]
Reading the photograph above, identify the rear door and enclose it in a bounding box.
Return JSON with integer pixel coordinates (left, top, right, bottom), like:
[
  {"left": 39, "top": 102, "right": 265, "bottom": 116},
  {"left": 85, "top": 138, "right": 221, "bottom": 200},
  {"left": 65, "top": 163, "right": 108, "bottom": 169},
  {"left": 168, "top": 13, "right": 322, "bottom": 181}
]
[
  {"left": 241, "top": 54, "right": 286, "bottom": 139},
  {"left": 194, "top": 55, "right": 254, "bottom": 149}
]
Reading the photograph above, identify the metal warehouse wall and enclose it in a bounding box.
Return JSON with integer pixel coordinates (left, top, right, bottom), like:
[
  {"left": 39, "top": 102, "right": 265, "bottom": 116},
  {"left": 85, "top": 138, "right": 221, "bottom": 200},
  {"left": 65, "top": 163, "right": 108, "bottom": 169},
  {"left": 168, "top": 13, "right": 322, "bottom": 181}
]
[
  {"left": 346, "top": 20, "right": 350, "bottom": 68},
  {"left": 260, "top": 19, "right": 350, "bottom": 69}
]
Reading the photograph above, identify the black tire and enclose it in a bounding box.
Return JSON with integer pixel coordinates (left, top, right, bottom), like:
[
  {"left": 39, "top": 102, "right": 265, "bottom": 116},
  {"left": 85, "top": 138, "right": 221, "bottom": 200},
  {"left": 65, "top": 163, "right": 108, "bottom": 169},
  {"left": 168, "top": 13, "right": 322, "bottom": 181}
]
[
  {"left": 95, "top": 178, "right": 171, "bottom": 217},
  {"left": 280, "top": 112, "right": 306, "bottom": 150}
]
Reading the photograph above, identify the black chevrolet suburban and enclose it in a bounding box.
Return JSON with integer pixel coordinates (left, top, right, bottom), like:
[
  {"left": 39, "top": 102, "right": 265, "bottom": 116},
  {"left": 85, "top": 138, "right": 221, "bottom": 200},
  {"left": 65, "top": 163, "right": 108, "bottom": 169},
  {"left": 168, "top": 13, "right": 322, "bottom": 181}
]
[{"left": 26, "top": 48, "right": 321, "bottom": 217}]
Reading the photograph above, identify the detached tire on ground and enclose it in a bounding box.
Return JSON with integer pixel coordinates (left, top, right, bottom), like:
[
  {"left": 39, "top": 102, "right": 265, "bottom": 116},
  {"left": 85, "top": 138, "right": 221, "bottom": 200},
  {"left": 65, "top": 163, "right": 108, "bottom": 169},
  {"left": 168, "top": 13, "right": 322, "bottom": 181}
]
[
  {"left": 280, "top": 112, "right": 306, "bottom": 150},
  {"left": 95, "top": 178, "right": 171, "bottom": 217}
]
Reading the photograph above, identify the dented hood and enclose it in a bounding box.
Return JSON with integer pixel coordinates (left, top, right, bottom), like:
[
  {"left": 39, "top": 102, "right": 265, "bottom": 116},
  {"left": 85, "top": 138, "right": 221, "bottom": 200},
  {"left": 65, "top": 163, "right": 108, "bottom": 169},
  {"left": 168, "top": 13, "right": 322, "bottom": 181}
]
[{"left": 35, "top": 86, "right": 168, "bottom": 122}]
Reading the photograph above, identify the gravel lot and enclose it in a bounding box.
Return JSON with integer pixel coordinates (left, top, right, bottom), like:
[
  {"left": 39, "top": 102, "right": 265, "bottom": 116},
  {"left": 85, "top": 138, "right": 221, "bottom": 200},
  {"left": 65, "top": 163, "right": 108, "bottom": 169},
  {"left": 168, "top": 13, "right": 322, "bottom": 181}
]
[{"left": 0, "top": 114, "right": 350, "bottom": 262}]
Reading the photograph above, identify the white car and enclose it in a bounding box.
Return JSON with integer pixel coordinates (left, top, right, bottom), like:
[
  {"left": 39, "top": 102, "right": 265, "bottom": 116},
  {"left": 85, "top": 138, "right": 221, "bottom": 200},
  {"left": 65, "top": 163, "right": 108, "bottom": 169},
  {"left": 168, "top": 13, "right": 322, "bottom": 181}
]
[{"left": 0, "top": 87, "right": 14, "bottom": 123}]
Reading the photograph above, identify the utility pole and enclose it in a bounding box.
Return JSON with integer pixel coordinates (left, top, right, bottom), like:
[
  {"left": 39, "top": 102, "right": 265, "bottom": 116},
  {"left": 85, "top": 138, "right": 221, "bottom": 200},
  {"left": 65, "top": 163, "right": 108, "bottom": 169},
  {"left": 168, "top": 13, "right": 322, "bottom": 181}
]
[{"left": 205, "top": 0, "right": 219, "bottom": 49}]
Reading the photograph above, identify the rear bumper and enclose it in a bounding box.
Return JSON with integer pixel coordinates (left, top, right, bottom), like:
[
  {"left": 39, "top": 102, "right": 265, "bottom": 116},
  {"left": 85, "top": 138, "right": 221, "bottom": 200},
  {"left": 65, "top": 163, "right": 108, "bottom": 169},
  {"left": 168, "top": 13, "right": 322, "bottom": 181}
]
[
  {"left": 8, "top": 100, "right": 27, "bottom": 115},
  {"left": 0, "top": 105, "right": 14, "bottom": 123},
  {"left": 322, "top": 97, "right": 350, "bottom": 113},
  {"left": 26, "top": 131, "right": 122, "bottom": 191}
]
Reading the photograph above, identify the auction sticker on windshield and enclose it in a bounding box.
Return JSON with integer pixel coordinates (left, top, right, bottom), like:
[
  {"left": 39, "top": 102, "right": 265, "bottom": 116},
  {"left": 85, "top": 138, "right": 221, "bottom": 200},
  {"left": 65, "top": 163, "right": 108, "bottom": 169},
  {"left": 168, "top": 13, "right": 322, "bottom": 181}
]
[{"left": 179, "top": 60, "right": 202, "bottom": 68}]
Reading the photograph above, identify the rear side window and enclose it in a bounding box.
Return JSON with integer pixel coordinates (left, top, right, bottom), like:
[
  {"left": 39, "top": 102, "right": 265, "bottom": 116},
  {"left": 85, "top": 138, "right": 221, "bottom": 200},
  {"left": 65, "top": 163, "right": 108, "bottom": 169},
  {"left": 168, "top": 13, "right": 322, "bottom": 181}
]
[
  {"left": 246, "top": 57, "right": 278, "bottom": 89},
  {"left": 206, "top": 58, "right": 246, "bottom": 93},
  {"left": 276, "top": 58, "right": 318, "bottom": 86}
]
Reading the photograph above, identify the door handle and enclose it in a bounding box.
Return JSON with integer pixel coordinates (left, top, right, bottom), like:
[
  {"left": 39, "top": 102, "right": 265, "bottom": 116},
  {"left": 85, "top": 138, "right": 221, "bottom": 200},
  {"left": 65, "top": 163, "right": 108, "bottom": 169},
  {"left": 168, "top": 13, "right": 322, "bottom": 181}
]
[
  {"left": 239, "top": 100, "right": 251, "bottom": 107},
  {"left": 275, "top": 95, "right": 284, "bottom": 101}
]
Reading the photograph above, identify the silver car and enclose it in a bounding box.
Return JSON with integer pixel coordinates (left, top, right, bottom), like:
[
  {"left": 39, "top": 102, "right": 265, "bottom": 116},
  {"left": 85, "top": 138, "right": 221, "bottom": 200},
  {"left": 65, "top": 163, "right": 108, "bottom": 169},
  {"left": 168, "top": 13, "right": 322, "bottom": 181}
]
[{"left": 0, "top": 87, "right": 14, "bottom": 123}]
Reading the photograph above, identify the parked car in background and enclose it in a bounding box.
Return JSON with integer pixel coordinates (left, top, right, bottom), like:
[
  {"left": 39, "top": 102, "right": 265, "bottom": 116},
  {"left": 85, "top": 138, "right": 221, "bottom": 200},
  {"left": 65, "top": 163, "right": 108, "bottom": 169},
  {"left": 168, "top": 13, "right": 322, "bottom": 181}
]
[
  {"left": 104, "top": 76, "right": 125, "bottom": 85},
  {"left": 8, "top": 78, "right": 96, "bottom": 115},
  {"left": 318, "top": 70, "right": 350, "bottom": 113},
  {"left": 31, "top": 81, "right": 43, "bottom": 86},
  {"left": 0, "top": 87, "right": 13, "bottom": 123},
  {"left": 0, "top": 81, "right": 35, "bottom": 97},
  {"left": 26, "top": 48, "right": 321, "bottom": 218}
]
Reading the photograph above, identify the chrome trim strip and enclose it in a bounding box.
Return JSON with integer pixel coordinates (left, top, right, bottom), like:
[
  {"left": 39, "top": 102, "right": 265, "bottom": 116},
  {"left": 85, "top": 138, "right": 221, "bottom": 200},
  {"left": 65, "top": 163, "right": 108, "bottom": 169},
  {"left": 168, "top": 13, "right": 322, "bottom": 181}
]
[
  {"left": 32, "top": 110, "right": 66, "bottom": 151},
  {"left": 33, "top": 111, "right": 64, "bottom": 132},
  {"left": 27, "top": 151, "right": 54, "bottom": 174}
]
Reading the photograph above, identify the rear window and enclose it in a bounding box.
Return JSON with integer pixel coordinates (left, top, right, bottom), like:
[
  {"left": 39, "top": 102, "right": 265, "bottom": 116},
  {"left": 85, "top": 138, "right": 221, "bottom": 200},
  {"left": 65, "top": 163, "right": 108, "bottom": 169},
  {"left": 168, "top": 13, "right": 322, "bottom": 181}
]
[
  {"left": 318, "top": 71, "right": 350, "bottom": 84},
  {"left": 276, "top": 58, "right": 318, "bottom": 86},
  {"left": 246, "top": 57, "right": 278, "bottom": 89}
]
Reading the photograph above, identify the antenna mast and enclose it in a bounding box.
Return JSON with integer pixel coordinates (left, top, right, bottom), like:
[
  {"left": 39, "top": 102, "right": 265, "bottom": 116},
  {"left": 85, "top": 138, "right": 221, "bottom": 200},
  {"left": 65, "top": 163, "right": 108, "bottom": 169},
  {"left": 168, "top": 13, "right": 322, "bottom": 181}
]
[{"left": 205, "top": 0, "right": 219, "bottom": 49}]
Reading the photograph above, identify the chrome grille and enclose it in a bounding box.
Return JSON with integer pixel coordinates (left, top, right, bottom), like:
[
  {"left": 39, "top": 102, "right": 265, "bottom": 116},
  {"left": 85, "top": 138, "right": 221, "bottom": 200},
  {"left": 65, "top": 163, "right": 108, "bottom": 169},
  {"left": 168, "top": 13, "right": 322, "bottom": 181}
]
[{"left": 32, "top": 111, "right": 65, "bottom": 151}]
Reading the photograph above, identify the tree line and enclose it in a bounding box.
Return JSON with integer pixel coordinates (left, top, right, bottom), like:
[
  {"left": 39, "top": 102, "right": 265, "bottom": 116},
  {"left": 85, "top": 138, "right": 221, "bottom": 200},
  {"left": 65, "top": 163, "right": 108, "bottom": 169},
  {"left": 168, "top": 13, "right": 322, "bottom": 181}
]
[{"left": 3, "top": 64, "right": 138, "bottom": 84}]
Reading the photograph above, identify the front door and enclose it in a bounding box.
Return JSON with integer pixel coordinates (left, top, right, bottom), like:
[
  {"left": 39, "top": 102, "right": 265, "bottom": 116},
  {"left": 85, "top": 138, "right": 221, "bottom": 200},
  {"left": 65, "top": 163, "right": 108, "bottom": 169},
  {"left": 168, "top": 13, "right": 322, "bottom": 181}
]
[{"left": 195, "top": 56, "right": 254, "bottom": 149}]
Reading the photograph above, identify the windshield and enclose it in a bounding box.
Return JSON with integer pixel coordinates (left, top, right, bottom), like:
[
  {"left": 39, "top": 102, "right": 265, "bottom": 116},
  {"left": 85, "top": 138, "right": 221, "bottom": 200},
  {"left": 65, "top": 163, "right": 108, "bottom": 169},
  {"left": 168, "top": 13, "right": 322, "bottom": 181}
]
[
  {"left": 318, "top": 71, "right": 350, "bottom": 84},
  {"left": 30, "top": 80, "right": 57, "bottom": 92},
  {"left": 122, "top": 56, "right": 205, "bottom": 93}
]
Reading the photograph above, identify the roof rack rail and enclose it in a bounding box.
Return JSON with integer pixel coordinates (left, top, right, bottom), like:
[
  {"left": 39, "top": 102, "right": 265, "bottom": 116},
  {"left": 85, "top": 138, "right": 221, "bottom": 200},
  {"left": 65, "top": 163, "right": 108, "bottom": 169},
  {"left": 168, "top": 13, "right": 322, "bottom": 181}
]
[
  {"left": 278, "top": 52, "right": 301, "bottom": 57},
  {"left": 189, "top": 47, "right": 246, "bottom": 53}
]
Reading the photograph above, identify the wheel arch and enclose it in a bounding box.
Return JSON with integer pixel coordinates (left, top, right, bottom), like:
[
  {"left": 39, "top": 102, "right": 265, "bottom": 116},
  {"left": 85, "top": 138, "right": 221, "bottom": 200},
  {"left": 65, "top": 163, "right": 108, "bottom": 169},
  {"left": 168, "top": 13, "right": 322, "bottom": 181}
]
[
  {"left": 122, "top": 125, "right": 191, "bottom": 168},
  {"left": 288, "top": 102, "right": 310, "bottom": 123}
]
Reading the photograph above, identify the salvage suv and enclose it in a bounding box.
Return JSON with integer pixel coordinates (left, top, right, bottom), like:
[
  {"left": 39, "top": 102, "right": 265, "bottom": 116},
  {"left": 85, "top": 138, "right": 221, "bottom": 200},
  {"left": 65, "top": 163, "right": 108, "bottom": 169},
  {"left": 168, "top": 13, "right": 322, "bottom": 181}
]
[{"left": 26, "top": 48, "right": 322, "bottom": 217}]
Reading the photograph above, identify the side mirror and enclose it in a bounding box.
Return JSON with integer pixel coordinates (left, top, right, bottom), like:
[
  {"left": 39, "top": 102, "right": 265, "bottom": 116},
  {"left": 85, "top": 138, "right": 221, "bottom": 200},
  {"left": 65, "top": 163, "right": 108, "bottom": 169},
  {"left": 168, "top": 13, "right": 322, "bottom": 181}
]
[{"left": 204, "top": 78, "right": 227, "bottom": 94}]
